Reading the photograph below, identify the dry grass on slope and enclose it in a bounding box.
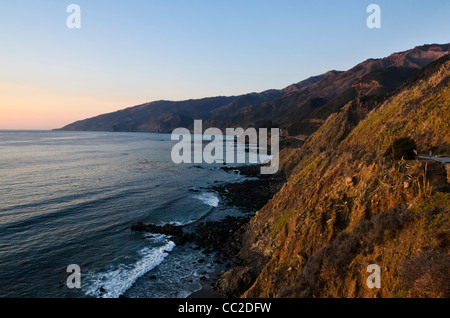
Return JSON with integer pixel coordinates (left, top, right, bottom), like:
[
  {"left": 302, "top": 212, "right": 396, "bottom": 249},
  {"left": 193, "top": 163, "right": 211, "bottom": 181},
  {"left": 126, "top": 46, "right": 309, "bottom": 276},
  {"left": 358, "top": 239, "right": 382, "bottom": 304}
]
[
  {"left": 341, "top": 56, "right": 450, "bottom": 155},
  {"left": 241, "top": 151, "right": 450, "bottom": 298}
]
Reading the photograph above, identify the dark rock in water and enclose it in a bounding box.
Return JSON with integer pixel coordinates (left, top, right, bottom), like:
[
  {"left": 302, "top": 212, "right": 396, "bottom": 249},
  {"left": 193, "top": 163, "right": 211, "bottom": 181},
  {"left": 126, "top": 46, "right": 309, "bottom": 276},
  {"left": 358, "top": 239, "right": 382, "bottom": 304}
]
[
  {"left": 200, "top": 276, "right": 208, "bottom": 282},
  {"left": 99, "top": 287, "right": 106, "bottom": 293},
  {"left": 172, "top": 232, "right": 195, "bottom": 246},
  {"left": 130, "top": 222, "right": 194, "bottom": 246},
  {"left": 149, "top": 275, "right": 157, "bottom": 280},
  {"left": 194, "top": 216, "right": 251, "bottom": 262},
  {"left": 216, "top": 165, "right": 285, "bottom": 212},
  {"left": 130, "top": 222, "right": 146, "bottom": 232},
  {"left": 127, "top": 161, "right": 287, "bottom": 298},
  {"left": 202, "top": 248, "right": 213, "bottom": 254}
]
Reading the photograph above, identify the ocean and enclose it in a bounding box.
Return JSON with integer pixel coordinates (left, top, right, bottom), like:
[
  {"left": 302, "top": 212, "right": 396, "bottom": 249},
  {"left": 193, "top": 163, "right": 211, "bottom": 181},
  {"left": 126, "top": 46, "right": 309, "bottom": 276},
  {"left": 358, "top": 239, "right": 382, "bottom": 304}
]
[{"left": 0, "top": 130, "right": 253, "bottom": 298}]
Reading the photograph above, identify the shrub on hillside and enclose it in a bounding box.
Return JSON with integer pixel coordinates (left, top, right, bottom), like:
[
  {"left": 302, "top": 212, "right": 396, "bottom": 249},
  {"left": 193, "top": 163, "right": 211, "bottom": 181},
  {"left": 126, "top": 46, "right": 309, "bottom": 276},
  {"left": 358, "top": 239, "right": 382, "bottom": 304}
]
[
  {"left": 400, "top": 250, "right": 450, "bottom": 298},
  {"left": 384, "top": 137, "right": 417, "bottom": 160}
]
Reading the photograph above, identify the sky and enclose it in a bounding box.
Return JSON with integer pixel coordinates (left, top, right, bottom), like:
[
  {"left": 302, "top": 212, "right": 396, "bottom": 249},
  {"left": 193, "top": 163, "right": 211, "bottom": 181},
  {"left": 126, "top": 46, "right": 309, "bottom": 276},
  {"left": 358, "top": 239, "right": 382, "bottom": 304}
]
[{"left": 0, "top": 0, "right": 449, "bottom": 130}]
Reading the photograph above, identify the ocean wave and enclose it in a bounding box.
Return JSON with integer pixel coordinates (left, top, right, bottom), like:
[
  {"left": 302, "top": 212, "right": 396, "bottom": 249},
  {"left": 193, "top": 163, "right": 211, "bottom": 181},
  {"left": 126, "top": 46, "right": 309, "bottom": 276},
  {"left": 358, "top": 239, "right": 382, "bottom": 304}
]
[
  {"left": 84, "top": 235, "right": 175, "bottom": 298},
  {"left": 168, "top": 220, "right": 197, "bottom": 227},
  {"left": 123, "top": 243, "right": 217, "bottom": 298},
  {"left": 193, "top": 192, "right": 219, "bottom": 208}
]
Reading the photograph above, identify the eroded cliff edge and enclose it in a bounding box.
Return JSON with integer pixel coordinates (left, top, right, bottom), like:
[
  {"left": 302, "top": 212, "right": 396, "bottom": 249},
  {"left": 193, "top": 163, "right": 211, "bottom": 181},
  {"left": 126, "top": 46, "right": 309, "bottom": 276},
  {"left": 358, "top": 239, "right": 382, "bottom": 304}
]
[{"left": 217, "top": 55, "right": 450, "bottom": 298}]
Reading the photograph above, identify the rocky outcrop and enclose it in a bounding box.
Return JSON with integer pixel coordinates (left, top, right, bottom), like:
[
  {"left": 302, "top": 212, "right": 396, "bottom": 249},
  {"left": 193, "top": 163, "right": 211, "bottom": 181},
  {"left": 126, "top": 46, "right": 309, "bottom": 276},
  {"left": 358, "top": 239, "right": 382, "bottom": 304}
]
[{"left": 131, "top": 222, "right": 194, "bottom": 245}]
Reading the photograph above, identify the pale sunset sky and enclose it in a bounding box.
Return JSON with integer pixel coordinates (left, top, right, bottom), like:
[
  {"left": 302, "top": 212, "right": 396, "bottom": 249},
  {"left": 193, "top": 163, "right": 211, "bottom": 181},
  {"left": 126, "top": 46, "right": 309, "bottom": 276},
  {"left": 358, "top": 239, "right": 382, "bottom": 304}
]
[{"left": 0, "top": 0, "right": 449, "bottom": 129}]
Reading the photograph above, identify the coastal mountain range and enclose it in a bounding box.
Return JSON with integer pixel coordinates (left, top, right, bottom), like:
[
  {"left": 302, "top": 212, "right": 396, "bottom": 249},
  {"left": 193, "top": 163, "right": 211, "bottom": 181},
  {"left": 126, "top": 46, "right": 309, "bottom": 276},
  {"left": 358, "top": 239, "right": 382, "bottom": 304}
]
[
  {"left": 58, "top": 43, "right": 450, "bottom": 298},
  {"left": 57, "top": 43, "right": 450, "bottom": 137}
]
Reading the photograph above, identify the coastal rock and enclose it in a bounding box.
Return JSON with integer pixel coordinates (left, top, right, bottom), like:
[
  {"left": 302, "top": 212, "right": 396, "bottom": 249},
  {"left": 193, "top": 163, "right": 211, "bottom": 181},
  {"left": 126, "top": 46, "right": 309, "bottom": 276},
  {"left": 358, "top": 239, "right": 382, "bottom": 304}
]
[
  {"left": 130, "top": 222, "right": 193, "bottom": 246},
  {"left": 194, "top": 216, "right": 251, "bottom": 262},
  {"left": 216, "top": 266, "right": 260, "bottom": 298}
]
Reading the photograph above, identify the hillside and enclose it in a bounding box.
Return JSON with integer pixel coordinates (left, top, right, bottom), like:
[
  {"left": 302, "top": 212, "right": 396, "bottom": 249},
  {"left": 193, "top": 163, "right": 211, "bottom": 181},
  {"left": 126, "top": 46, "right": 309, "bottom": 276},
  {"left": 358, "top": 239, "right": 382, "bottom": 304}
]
[
  {"left": 216, "top": 54, "right": 450, "bottom": 298},
  {"left": 56, "top": 96, "right": 237, "bottom": 132},
  {"left": 340, "top": 55, "right": 450, "bottom": 155},
  {"left": 303, "top": 55, "right": 450, "bottom": 153},
  {"left": 57, "top": 44, "right": 450, "bottom": 135}
]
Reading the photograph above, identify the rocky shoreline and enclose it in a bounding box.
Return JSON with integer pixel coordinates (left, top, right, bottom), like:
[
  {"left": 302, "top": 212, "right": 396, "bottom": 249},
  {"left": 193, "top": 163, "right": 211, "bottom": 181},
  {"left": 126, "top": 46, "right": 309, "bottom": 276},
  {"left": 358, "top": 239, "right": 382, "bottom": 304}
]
[
  {"left": 214, "top": 165, "right": 286, "bottom": 212},
  {"left": 130, "top": 164, "right": 285, "bottom": 298}
]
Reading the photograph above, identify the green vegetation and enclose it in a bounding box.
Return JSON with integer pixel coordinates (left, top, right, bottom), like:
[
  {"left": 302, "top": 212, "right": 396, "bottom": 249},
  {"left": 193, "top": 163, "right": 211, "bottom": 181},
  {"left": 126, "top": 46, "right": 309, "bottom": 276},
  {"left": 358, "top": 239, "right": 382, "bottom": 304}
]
[{"left": 272, "top": 209, "right": 294, "bottom": 237}]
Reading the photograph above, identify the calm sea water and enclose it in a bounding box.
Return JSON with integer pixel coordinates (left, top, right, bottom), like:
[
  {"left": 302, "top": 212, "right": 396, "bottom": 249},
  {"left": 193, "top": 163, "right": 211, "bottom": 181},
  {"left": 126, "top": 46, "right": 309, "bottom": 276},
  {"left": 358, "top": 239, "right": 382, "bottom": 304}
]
[{"left": 0, "top": 130, "right": 249, "bottom": 298}]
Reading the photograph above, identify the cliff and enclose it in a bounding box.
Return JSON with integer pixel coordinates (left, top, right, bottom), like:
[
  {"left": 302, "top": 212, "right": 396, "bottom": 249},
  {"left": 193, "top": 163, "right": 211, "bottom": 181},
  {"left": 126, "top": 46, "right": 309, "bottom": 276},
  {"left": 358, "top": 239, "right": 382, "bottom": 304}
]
[{"left": 217, "top": 55, "right": 450, "bottom": 298}]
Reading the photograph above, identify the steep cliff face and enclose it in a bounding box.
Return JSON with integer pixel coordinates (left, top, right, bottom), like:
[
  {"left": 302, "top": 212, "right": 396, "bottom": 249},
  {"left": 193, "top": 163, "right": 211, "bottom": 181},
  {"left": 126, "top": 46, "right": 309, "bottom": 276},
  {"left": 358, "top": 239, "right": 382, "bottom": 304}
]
[{"left": 219, "top": 55, "right": 450, "bottom": 298}]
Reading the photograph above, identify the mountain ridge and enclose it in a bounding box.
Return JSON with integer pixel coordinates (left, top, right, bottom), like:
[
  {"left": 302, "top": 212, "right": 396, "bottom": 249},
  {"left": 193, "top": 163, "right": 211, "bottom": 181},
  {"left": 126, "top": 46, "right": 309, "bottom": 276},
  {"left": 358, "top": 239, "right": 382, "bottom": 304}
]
[{"left": 57, "top": 43, "right": 450, "bottom": 135}]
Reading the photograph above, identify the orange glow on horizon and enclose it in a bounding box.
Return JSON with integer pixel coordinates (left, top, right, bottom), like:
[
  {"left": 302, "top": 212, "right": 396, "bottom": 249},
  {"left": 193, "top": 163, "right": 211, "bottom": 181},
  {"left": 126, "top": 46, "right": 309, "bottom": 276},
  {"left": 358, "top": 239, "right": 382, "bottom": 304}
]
[{"left": 0, "top": 81, "right": 144, "bottom": 130}]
